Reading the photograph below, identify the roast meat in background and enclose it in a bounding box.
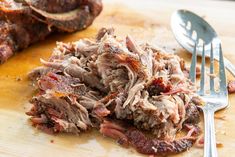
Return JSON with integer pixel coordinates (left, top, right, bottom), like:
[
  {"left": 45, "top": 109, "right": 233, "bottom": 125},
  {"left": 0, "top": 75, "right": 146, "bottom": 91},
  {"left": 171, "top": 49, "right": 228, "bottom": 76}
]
[{"left": 0, "top": 0, "right": 102, "bottom": 63}]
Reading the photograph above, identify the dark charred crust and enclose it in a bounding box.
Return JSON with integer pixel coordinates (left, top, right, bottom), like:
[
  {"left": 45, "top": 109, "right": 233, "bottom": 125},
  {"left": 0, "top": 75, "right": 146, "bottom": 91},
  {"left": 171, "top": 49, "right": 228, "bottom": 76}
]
[
  {"left": 27, "top": 0, "right": 83, "bottom": 13},
  {"left": 100, "top": 120, "right": 197, "bottom": 156},
  {"left": 146, "top": 77, "right": 172, "bottom": 96},
  {"left": 185, "top": 103, "right": 200, "bottom": 124},
  {"left": 125, "top": 129, "right": 196, "bottom": 155},
  {"left": 96, "top": 28, "right": 115, "bottom": 41},
  {"left": 0, "top": 0, "right": 102, "bottom": 63}
]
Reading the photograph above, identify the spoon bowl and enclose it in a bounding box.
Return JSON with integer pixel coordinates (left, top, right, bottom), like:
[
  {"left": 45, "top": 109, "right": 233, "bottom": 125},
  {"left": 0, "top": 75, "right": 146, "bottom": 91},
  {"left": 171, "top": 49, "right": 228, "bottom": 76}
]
[
  {"left": 171, "top": 10, "right": 219, "bottom": 56},
  {"left": 171, "top": 9, "right": 235, "bottom": 76}
]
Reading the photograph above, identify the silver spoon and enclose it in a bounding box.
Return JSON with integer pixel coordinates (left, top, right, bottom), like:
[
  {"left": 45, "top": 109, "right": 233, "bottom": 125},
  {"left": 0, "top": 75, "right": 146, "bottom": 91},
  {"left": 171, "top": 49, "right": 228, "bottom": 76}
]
[{"left": 171, "top": 9, "right": 235, "bottom": 76}]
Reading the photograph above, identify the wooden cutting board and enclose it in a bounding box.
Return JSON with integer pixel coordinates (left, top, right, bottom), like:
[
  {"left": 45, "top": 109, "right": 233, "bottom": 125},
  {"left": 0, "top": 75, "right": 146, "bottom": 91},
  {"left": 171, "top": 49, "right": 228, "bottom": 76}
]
[{"left": 1, "top": 0, "right": 235, "bottom": 156}]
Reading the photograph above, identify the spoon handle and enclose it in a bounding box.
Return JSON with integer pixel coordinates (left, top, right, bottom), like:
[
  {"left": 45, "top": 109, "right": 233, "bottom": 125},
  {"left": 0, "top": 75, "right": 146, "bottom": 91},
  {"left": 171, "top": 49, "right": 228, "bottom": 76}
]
[
  {"left": 215, "top": 56, "right": 235, "bottom": 77},
  {"left": 224, "top": 58, "right": 235, "bottom": 77}
]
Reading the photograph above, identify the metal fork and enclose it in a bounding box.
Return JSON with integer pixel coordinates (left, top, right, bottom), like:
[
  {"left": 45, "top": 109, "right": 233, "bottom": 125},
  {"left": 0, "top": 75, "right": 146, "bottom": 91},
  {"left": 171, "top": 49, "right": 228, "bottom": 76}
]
[{"left": 189, "top": 40, "right": 228, "bottom": 157}]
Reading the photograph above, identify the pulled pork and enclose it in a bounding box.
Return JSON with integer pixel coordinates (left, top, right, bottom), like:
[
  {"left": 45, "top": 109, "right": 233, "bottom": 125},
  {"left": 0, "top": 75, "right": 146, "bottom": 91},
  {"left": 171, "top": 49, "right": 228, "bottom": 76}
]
[{"left": 27, "top": 28, "right": 201, "bottom": 156}]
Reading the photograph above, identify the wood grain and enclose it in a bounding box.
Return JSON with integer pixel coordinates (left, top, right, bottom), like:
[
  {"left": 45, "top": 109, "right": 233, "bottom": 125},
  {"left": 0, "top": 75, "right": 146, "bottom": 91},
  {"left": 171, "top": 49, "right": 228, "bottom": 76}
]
[{"left": 0, "top": 0, "right": 235, "bottom": 156}]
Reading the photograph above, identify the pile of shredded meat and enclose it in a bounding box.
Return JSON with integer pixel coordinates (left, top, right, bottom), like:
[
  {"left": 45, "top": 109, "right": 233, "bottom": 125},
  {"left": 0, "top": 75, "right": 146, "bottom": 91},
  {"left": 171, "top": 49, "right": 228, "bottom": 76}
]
[{"left": 27, "top": 28, "right": 201, "bottom": 156}]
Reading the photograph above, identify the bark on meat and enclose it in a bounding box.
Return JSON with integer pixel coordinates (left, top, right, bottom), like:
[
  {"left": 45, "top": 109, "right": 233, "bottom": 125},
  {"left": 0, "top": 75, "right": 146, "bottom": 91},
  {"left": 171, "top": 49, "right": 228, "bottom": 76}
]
[
  {"left": 0, "top": 0, "right": 102, "bottom": 63},
  {"left": 100, "top": 120, "right": 199, "bottom": 156}
]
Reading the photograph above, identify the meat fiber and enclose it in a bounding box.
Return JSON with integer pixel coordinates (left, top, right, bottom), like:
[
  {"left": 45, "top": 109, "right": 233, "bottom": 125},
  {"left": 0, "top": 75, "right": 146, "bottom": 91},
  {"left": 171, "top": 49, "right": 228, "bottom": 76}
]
[
  {"left": 27, "top": 28, "right": 201, "bottom": 156},
  {"left": 0, "top": 0, "right": 102, "bottom": 63}
]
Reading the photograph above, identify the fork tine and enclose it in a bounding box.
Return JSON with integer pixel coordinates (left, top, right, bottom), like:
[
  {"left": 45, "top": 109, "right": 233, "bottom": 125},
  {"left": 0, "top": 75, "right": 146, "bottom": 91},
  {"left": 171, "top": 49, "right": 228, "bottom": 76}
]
[
  {"left": 210, "top": 43, "right": 215, "bottom": 93},
  {"left": 199, "top": 43, "right": 205, "bottom": 95},
  {"left": 189, "top": 42, "right": 197, "bottom": 83},
  {"left": 218, "top": 43, "right": 227, "bottom": 94}
]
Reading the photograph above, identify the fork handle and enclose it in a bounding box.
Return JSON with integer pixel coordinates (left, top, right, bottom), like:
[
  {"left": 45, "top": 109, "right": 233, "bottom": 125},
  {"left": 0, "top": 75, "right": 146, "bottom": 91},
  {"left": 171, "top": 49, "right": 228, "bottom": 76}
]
[
  {"left": 203, "top": 105, "right": 218, "bottom": 157},
  {"left": 215, "top": 56, "right": 235, "bottom": 77}
]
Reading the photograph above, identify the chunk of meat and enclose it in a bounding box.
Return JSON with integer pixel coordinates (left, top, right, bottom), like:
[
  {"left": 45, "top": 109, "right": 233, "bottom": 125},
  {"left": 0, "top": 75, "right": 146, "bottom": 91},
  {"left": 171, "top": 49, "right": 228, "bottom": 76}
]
[
  {"left": 96, "top": 27, "right": 114, "bottom": 41},
  {"left": 28, "top": 66, "right": 50, "bottom": 80},
  {"left": 29, "top": 0, "right": 102, "bottom": 32},
  {"left": 37, "top": 72, "right": 81, "bottom": 95},
  {"left": 0, "top": 12, "right": 50, "bottom": 63},
  {"left": 0, "top": 0, "right": 102, "bottom": 63},
  {"left": 40, "top": 60, "right": 107, "bottom": 92},
  {"left": 0, "top": 44, "right": 13, "bottom": 64},
  {"left": 25, "top": 0, "right": 83, "bottom": 13},
  {"left": 93, "top": 105, "right": 110, "bottom": 117},
  {"left": 100, "top": 120, "right": 128, "bottom": 146},
  {"left": 27, "top": 95, "right": 92, "bottom": 133},
  {"left": 184, "top": 103, "right": 200, "bottom": 124},
  {"left": 228, "top": 80, "right": 235, "bottom": 94},
  {"left": 146, "top": 77, "right": 172, "bottom": 96},
  {"left": 100, "top": 120, "right": 198, "bottom": 156},
  {"left": 126, "top": 129, "right": 196, "bottom": 155}
]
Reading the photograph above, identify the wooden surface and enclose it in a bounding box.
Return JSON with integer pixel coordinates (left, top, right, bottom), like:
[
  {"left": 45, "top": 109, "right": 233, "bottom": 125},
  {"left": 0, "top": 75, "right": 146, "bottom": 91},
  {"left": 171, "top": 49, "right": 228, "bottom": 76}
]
[{"left": 1, "top": 0, "right": 235, "bottom": 156}]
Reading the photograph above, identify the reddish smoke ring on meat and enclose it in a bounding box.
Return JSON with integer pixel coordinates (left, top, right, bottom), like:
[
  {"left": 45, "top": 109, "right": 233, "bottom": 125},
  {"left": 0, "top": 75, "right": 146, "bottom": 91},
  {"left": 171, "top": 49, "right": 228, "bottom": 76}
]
[{"left": 27, "top": 28, "right": 202, "bottom": 156}]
